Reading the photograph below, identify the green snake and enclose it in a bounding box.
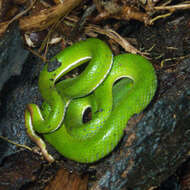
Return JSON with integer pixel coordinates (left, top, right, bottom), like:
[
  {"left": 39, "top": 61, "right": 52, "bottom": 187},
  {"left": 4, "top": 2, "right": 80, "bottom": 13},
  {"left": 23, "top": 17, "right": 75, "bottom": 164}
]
[{"left": 25, "top": 38, "right": 157, "bottom": 163}]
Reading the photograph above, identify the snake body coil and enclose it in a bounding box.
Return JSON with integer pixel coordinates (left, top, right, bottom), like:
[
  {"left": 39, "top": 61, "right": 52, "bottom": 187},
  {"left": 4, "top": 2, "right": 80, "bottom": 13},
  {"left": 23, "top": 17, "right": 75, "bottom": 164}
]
[{"left": 25, "top": 38, "right": 157, "bottom": 163}]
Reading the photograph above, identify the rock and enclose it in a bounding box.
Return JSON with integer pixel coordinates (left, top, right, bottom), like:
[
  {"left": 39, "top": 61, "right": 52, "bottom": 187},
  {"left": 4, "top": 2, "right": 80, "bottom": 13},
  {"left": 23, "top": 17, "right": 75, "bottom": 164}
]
[{"left": 0, "top": 22, "right": 29, "bottom": 91}]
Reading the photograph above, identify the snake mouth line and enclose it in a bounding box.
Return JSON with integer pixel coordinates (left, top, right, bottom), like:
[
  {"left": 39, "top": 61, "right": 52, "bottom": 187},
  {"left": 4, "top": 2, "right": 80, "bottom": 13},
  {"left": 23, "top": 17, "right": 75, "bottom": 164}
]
[
  {"left": 55, "top": 56, "right": 91, "bottom": 82},
  {"left": 55, "top": 59, "right": 91, "bottom": 84}
]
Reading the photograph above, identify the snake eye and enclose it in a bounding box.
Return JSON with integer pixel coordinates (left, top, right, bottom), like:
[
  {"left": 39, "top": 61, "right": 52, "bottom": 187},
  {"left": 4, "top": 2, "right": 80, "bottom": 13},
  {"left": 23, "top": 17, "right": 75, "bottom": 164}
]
[
  {"left": 82, "top": 107, "right": 92, "bottom": 123},
  {"left": 47, "top": 59, "right": 62, "bottom": 72}
]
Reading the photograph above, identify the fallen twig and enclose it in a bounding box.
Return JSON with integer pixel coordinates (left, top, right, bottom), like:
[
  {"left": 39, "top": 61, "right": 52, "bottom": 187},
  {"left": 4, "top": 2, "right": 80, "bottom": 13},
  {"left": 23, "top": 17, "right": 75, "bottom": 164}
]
[
  {"left": 150, "top": 1, "right": 190, "bottom": 24},
  {"left": 0, "top": 135, "right": 32, "bottom": 151},
  {"left": 19, "top": 0, "right": 83, "bottom": 31},
  {"left": 85, "top": 24, "right": 144, "bottom": 55},
  {"left": 0, "top": 0, "right": 37, "bottom": 36},
  {"left": 154, "top": 1, "right": 190, "bottom": 11}
]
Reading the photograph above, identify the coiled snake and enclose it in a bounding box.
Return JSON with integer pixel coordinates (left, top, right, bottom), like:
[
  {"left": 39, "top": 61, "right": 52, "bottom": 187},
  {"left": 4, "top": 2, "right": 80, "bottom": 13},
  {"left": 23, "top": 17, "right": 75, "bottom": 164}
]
[{"left": 25, "top": 38, "right": 157, "bottom": 163}]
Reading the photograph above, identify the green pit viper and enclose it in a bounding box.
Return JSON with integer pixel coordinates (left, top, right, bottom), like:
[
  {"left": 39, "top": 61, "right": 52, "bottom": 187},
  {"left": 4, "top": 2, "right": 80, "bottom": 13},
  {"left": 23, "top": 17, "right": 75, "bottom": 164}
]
[{"left": 25, "top": 38, "right": 157, "bottom": 163}]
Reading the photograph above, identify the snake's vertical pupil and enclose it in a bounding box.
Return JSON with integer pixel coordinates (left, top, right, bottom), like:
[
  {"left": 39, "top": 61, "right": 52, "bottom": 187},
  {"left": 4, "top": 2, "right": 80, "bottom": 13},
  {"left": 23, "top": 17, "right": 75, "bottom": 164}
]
[{"left": 82, "top": 107, "right": 92, "bottom": 123}]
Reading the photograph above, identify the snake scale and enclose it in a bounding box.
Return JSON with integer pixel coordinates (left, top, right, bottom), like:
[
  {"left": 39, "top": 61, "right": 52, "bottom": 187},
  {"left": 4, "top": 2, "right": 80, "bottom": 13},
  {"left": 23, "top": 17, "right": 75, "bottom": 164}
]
[{"left": 25, "top": 38, "right": 157, "bottom": 163}]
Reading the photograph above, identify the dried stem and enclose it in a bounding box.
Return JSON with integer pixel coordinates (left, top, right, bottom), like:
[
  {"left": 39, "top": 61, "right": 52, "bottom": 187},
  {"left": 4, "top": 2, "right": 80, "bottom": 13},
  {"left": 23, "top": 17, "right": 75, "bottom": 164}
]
[
  {"left": 19, "top": 0, "right": 83, "bottom": 31},
  {"left": 150, "top": 1, "right": 190, "bottom": 24},
  {"left": 0, "top": 135, "right": 32, "bottom": 151},
  {"left": 154, "top": 2, "right": 190, "bottom": 11},
  {"left": 0, "top": 0, "right": 36, "bottom": 36},
  {"left": 85, "top": 24, "right": 143, "bottom": 55}
]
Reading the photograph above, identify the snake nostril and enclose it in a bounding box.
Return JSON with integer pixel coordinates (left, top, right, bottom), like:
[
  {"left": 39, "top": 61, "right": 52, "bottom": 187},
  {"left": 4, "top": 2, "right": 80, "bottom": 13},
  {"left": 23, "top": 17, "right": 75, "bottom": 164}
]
[
  {"left": 47, "top": 59, "right": 62, "bottom": 72},
  {"left": 82, "top": 107, "right": 92, "bottom": 123}
]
